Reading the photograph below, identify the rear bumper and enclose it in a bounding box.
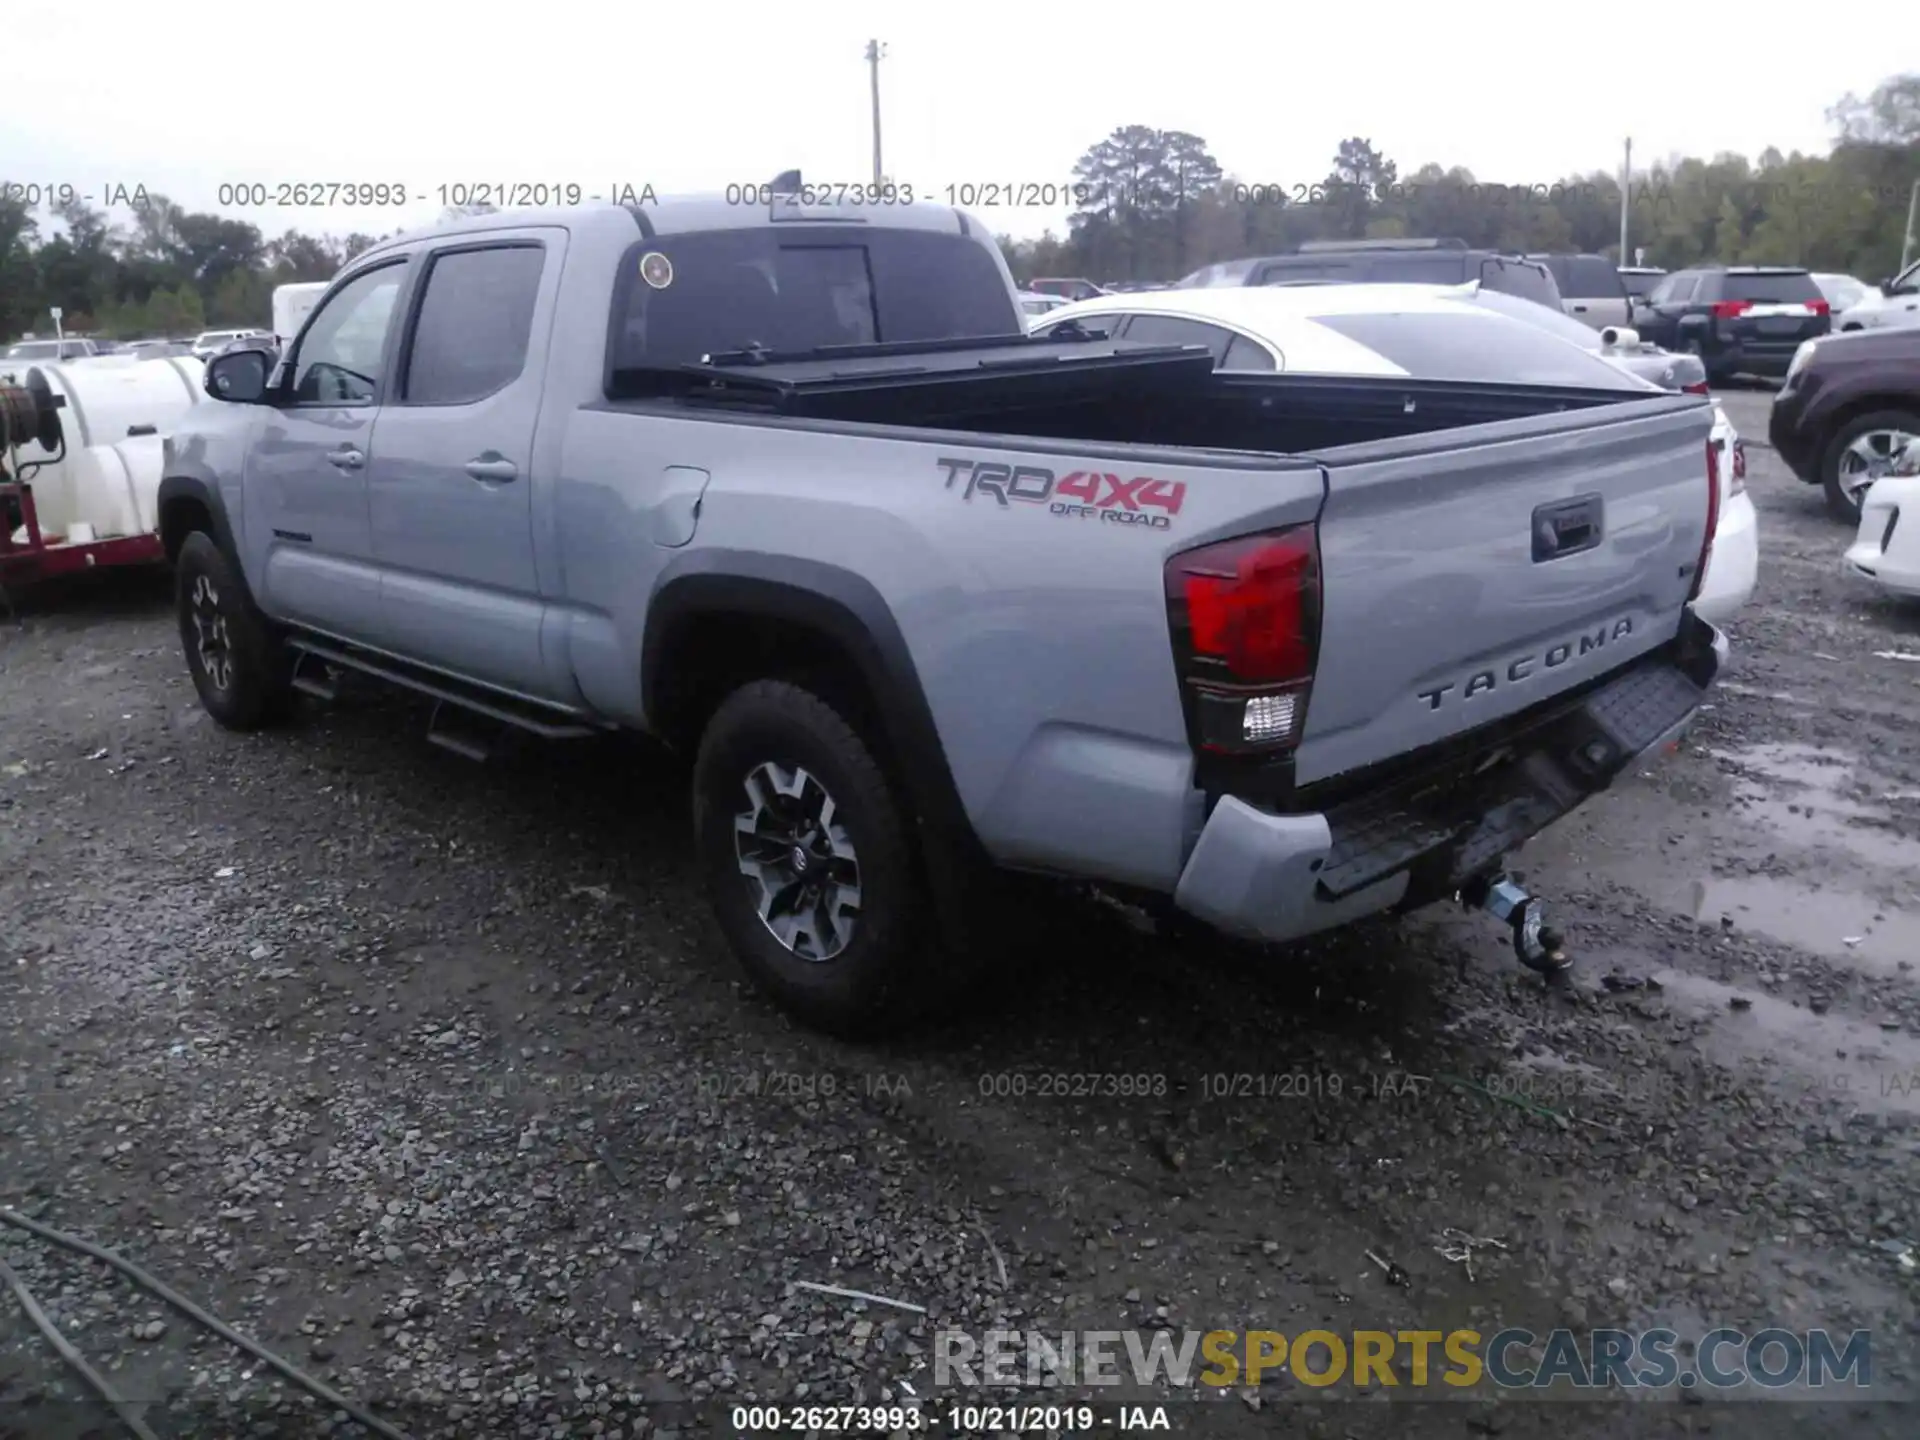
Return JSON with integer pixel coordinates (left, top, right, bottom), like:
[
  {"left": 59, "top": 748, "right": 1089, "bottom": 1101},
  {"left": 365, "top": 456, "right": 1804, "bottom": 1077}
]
[
  {"left": 1843, "top": 476, "right": 1920, "bottom": 597},
  {"left": 1172, "top": 613, "right": 1726, "bottom": 944},
  {"left": 1693, "top": 491, "right": 1759, "bottom": 625}
]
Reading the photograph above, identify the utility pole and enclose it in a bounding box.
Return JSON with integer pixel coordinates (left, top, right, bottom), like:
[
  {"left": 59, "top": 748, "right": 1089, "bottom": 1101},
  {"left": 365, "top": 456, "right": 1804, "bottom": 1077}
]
[
  {"left": 1619, "top": 137, "right": 1631, "bottom": 264},
  {"left": 1901, "top": 177, "right": 1919, "bottom": 273},
  {"left": 865, "top": 40, "right": 887, "bottom": 188}
]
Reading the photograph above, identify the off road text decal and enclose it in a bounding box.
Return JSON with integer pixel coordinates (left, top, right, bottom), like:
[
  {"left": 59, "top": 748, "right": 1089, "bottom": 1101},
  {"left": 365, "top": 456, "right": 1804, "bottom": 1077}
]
[{"left": 936, "top": 457, "right": 1186, "bottom": 531}]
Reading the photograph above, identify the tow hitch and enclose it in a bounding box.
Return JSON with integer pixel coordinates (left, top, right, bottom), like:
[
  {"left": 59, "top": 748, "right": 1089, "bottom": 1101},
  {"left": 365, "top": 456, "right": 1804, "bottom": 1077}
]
[{"left": 1460, "top": 872, "right": 1569, "bottom": 976}]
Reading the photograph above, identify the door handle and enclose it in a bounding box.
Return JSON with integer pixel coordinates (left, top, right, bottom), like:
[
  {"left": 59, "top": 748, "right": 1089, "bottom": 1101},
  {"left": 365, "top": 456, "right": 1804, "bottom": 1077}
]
[
  {"left": 1532, "top": 494, "right": 1605, "bottom": 562},
  {"left": 464, "top": 456, "right": 519, "bottom": 483},
  {"left": 1572, "top": 304, "right": 1588, "bottom": 313},
  {"left": 327, "top": 446, "right": 364, "bottom": 470}
]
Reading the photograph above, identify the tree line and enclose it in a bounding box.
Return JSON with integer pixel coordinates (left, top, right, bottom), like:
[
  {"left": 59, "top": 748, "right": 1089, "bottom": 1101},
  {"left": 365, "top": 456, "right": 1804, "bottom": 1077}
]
[
  {"left": 2, "top": 73, "right": 1915, "bottom": 343},
  {"left": 1008, "top": 73, "right": 1919, "bottom": 287}
]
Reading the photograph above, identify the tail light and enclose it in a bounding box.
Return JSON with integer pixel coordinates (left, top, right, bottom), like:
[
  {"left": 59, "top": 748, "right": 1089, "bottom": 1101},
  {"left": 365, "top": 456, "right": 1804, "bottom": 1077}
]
[
  {"left": 1682, "top": 381, "right": 1711, "bottom": 395},
  {"left": 1807, "top": 300, "right": 1831, "bottom": 316},
  {"left": 1710, "top": 301, "right": 1752, "bottom": 319},
  {"left": 1690, "top": 439, "right": 1721, "bottom": 604},
  {"left": 1165, "top": 525, "right": 1321, "bottom": 754}
]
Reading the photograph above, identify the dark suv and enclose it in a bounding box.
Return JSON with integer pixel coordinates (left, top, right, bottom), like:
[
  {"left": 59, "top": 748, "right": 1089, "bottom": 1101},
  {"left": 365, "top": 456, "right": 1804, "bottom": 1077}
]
[
  {"left": 1175, "top": 238, "right": 1564, "bottom": 309},
  {"left": 1768, "top": 326, "right": 1920, "bottom": 521},
  {"left": 1631, "top": 266, "right": 1831, "bottom": 382}
]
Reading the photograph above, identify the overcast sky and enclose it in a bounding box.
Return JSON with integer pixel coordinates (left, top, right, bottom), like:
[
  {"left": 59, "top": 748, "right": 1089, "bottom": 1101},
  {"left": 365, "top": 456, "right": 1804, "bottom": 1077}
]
[{"left": 6, "top": 2, "right": 1904, "bottom": 249}]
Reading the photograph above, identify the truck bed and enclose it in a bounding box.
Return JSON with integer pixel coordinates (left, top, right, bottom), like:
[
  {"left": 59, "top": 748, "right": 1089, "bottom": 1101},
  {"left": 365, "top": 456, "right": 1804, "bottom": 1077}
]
[
  {"left": 589, "top": 332, "right": 1712, "bottom": 807},
  {"left": 610, "top": 334, "right": 1644, "bottom": 450}
]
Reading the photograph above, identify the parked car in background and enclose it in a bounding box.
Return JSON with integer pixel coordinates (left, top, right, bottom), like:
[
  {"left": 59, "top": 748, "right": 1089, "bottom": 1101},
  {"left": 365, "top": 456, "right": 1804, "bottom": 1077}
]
[
  {"left": 1176, "top": 238, "right": 1566, "bottom": 311},
  {"left": 121, "top": 339, "right": 194, "bottom": 360},
  {"left": 1812, "top": 273, "right": 1878, "bottom": 319},
  {"left": 1026, "top": 277, "right": 1107, "bottom": 302},
  {"left": 1769, "top": 325, "right": 1920, "bottom": 520},
  {"left": 3, "top": 337, "right": 98, "bottom": 364},
  {"left": 1619, "top": 266, "right": 1668, "bottom": 303},
  {"left": 1836, "top": 257, "right": 1920, "bottom": 333},
  {"left": 1529, "top": 253, "right": 1632, "bottom": 331},
  {"left": 1842, "top": 437, "right": 1920, "bottom": 596},
  {"left": 1016, "top": 291, "right": 1070, "bottom": 325},
  {"left": 1035, "top": 283, "right": 1757, "bottom": 624},
  {"left": 190, "top": 328, "right": 273, "bottom": 360},
  {"left": 1631, "top": 266, "right": 1831, "bottom": 382}
]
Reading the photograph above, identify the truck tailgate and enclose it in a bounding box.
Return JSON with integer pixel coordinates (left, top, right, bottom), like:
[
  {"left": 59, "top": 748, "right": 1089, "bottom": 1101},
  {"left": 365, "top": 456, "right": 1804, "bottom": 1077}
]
[{"left": 1295, "top": 395, "right": 1713, "bottom": 787}]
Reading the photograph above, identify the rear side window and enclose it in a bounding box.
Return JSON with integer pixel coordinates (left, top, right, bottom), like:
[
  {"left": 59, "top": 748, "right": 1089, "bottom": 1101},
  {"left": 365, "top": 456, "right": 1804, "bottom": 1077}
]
[
  {"left": 404, "top": 245, "right": 544, "bottom": 404},
  {"left": 1480, "top": 259, "right": 1561, "bottom": 308},
  {"left": 1310, "top": 311, "right": 1643, "bottom": 388},
  {"left": 1121, "top": 314, "right": 1237, "bottom": 362},
  {"left": 1222, "top": 333, "right": 1277, "bottom": 371},
  {"left": 1719, "top": 271, "right": 1822, "bottom": 304},
  {"left": 1560, "top": 257, "right": 1625, "bottom": 299},
  {"left": 609, "top": 227, "right": 1019, "bottom": 370}
]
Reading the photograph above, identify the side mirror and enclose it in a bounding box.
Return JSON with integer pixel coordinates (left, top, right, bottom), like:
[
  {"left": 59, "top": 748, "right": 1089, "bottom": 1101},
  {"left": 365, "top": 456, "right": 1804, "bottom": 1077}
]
[
  {"left": 204, "top": 348, "right": 274, "bottom": 403},
  {"left": 1877, "top": 277, "right": 1896, "bottom": 292}
]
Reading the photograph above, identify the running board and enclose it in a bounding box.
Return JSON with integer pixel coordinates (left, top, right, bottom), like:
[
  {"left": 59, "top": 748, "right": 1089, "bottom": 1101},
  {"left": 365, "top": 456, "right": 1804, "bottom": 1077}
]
[{"left": 284, "top": 636, "right": 600, "bottom": 742}]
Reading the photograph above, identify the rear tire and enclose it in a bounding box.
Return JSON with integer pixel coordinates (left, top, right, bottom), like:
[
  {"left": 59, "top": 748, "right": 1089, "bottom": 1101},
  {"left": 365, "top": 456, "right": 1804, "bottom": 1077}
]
[
  {"left": 1820, "top": 409, "right": 1920, "bottom": 524},
  {"left": 174, "top": 530, "right": 293, "bottom": 730},
  {"left": 692, "top": 678, "right": 941, "bottom": 1038}
]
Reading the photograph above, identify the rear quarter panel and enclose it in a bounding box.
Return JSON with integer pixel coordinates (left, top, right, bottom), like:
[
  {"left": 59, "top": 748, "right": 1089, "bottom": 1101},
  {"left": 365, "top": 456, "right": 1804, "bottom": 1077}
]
[{"left": 554, "top": 412, "right": 1324, "bottom": 890}]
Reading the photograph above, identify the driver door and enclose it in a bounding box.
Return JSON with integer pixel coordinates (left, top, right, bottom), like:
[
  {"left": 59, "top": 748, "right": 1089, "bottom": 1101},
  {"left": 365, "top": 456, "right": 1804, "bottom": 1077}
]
[{"left": 244, "top": 256, "right": 412, "bottom": 641}]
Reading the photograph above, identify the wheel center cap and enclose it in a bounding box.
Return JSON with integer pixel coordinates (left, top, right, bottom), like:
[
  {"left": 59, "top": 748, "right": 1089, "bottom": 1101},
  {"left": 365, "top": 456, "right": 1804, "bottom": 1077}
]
[{"left": 790, "top": 844, "right": 812, "bottom": 876}]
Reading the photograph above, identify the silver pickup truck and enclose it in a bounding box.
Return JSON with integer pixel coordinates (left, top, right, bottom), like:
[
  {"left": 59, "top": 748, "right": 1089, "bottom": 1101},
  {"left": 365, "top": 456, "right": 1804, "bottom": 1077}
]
[{"left": 156, "top": 194, "right": 1727, "bottom": 1035}]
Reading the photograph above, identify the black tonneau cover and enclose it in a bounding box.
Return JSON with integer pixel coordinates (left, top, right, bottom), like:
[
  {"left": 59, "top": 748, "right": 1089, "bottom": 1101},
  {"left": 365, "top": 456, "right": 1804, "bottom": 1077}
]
[{"left": 607, "top": 333, "right": 1219, "bottom": 421}]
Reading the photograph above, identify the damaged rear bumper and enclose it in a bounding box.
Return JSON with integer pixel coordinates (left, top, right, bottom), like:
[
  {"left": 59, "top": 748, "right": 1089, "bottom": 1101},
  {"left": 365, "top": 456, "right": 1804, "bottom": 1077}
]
[{"left": 1172, "top": 611, "right": 1726, "bottom": 945}]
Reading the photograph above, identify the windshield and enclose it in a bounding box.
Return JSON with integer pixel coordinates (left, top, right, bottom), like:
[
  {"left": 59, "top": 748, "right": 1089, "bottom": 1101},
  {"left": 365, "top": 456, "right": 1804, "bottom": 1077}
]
[{"left": 4, "top": 341, "right": 61, "bottom": 359}]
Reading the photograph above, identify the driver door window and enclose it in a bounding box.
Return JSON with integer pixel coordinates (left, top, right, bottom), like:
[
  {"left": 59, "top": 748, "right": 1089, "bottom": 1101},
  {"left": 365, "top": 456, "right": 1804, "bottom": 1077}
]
[{"left": 291, "top": 263, "right": 406, "bottom": 405}]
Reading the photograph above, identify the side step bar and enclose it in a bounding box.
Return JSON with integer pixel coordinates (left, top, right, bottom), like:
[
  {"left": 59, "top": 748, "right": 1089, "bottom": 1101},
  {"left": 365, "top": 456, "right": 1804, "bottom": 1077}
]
[{"left": 286, "top": 636, "right": 603, "bottom": 747}]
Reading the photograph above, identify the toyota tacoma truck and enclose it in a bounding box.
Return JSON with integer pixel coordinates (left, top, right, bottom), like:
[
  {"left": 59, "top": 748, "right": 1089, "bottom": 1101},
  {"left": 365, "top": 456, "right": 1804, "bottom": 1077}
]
[{"left": 154, "top": 192, "right": 1728, "bottom": 1036}]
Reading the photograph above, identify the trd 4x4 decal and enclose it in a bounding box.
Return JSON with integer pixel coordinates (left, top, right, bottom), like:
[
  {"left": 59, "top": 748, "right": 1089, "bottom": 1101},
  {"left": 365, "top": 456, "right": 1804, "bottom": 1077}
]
[{"left": 935, "top": 457, "right": 1185, "bottom": 531}]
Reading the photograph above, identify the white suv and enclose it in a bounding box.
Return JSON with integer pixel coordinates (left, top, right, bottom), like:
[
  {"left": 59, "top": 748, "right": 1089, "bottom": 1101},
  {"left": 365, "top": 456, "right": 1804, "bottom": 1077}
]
[{"left": 1836, "top": 259, "right": 1920, "bottom": 333}]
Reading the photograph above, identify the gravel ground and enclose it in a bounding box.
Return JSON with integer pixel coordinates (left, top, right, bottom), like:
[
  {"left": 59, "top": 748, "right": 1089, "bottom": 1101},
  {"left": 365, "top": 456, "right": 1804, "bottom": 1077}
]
[{"left": 3, "top": 386, "right": 1918, "bottom": 1439}]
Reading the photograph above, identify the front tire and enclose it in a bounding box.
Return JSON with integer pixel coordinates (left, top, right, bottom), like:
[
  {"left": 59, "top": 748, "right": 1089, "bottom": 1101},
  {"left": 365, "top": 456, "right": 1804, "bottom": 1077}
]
[
  {"left": 1821, "top": 409, "right": 1920, "bottom": 523},
  {"left": 174, "top": 530, "right": 293, "bottom": 730},
  {"left": 692, "top": 679, "right": 933, "bottom": 1038}
]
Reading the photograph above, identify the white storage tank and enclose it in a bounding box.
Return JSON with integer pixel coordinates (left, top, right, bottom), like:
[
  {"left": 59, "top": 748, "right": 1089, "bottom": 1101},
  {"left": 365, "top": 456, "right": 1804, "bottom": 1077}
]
[
  {"left": 273, "top": 281, "right": 330, "bottom": 343},
  {"left": 2, "top": 356, "right": 204, "bottom": 541}
]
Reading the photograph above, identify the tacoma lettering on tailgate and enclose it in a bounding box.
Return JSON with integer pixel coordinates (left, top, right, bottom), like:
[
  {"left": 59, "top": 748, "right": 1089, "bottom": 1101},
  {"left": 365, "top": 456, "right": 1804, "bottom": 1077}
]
[
  {"left": 1418, "top": 617, "right": 1635, "bottom": 710},
  {"left": 935, "top": 457, "right": 1185, "bottom": 531}
]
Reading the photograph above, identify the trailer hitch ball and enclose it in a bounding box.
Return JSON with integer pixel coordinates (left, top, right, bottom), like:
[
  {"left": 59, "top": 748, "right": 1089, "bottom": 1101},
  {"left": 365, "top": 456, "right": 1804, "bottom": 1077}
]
[{"left": 1460, "top": 873, "right": 1571, "bottom": 976}]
